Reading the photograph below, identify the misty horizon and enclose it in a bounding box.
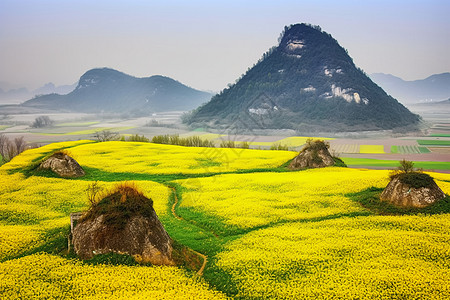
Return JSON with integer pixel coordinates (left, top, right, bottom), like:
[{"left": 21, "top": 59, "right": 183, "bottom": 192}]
[{"left": 1, "top": 0, "right": 449, "bottom": 92}]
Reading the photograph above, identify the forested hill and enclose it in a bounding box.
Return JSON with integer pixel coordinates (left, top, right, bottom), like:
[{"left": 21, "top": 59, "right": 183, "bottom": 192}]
[
  {"left": 23, "top": 68, "right": 212, "bottom": 114},
  {"left": 186, "top": 23, "right": 420, "bottom": 132}
]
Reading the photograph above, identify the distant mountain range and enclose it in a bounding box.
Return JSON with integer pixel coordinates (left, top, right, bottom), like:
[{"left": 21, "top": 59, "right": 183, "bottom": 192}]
[
  {"left": 22, "top": 68, "right": 212, "bottom": 113},
  {"left": 186, "top": 23, "right": 420, "bottom": 132},
  {"left": 0, "top": 82, "right": 76, "bottom": 104},
  {"left": 370, "top": 73, "right": 450, "bottom": 104}
]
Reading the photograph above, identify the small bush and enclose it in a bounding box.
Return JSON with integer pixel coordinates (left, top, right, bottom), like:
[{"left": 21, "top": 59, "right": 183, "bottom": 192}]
[
  {"left": 151, "top": 134, "right": 215, "bottom": 148},
  {"left": 270, "top": 143, "right": 289, "bottom": 151},
  {"left": 398, "top": 159, "right": 415, "bottom": 173},
  {"left": 85, "top": 181, "right": 103, "bottom": 206},
  {"left": 83, "top": 182, "right": 154, "bottom": 231},
  {"left": 239, "top": 141, "right": 250, "bottom": 149},
  {"left": 302, "top": 138, "right": 330, "bottom": 152},
  {"left": 220, "top": 140, "right": 236, "bottom": 148},
  {"left": 127, "top": 134, "right": 150, "bottom": 142},
  {"left": 52, "top": 149, "right": 72, "bottom": 158},
  {"left": 389, "top": 159, "right": 435, "bottom": 188}
]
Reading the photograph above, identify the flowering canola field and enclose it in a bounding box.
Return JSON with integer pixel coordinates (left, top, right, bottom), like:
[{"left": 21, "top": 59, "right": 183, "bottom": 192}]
[
  {"left": 178, "top": 168, "right": 389, "bottom": 229},
  {"left": 1, "top": 140, "right": 450, "bottom": 299},
  {"left": 67, "top": 141, "right": 295, "bottom": 175},
  {"left": 0, "top": 253, "right": 227, "bottom": 299},
  {"left": 177, "top": 169, "right": 450, "bottom": 298},
  {"left": 0, "top": 141, "right": 227, "bottom": 299}
]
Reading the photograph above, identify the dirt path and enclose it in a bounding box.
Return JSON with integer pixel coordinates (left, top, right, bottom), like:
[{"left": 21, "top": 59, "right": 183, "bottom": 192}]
[{"left": 169, "top": 186, "right": 208, "bottom": 276}]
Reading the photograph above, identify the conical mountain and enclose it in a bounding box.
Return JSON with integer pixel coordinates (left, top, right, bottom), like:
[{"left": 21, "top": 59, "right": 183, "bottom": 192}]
[
  {"left": 23, "top": 68, "right": 212, "bottom": 113},
  {"left": 186, "top": 23, "right": 420, "bottom": 132}
]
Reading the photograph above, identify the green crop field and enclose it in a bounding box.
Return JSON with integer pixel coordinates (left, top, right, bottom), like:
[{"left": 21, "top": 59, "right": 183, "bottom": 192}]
[
  {"left": 391, "top": 145, "right": 430, "bottom": 154},
  {"left": 343, "top": 157, "right": 450, "bottom": 170},
  {"left": 430, "top": 134, "right": 450, "bottom": 137},
  {"left": 417, "top": 140, "right": 450, "bottom": 146}
]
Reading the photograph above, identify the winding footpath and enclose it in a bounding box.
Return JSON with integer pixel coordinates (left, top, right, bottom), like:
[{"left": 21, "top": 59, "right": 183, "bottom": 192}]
[{"left": 169, "top": 186, "right": 208, "bottom": 276}]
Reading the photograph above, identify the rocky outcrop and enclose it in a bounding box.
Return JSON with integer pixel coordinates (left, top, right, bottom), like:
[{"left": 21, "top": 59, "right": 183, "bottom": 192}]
[
  {"left": 289, "top": 140, "right": 335, "bottom": 169},
  {"left": 73, "top": 214, "right": 174, "bottom": 265},
  {"left": 381, "top": 176, "right": 445, "bottom": 208},
  {"left": 39, "top": 152, "right": 85, "bottom": 177},
  {"left": 72, "top": 186, "right": 174, "bottom": 265}
]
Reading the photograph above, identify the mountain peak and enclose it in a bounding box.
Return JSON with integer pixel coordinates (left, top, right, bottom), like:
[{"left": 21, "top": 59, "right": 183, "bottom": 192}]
[
  {"left": 76, "top": 68, "right": 132, "bottom": 90},
  {"left": 186, "top": 23, "right": 420, "bottom": 132}
]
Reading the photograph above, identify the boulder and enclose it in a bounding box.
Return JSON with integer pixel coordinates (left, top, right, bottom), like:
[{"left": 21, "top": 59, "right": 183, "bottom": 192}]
[
  {"left": 381, "top": 175, "right": 445, "bottom": 208},
  {"left": 289, "top": 140, "right": 335, "bottom": 169},
  {"left": 72, "top": 186, "right": 174, "bottom": 265},
  {"left": 39, "top": 152, "right": 85, "bottom": 177}
]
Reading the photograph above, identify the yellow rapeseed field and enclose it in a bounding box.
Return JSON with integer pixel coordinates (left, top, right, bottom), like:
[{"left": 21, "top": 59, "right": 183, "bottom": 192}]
[
  {"left": 359, "top": 144, "right": 386, "bottom": 154},
  {"left": 178, "top": 168, "right": 390, "bottom": 229},
  {"left": 0, "top": 253, "right": 228, "bottom": 299},
  {"left": 69, "top": 141, "right": 296, "bottom": 174},
  {"left": 1, "top": 139, "right": 449, "bottom": 299},
  {"left": 216, "top": 215, "right": 450, "bottom": 299}
]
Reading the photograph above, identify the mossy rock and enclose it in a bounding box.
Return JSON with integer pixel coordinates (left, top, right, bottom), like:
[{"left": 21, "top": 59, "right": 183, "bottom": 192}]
[
  {"left": 73, "top": 184, "right": 174, "bottom": 265},
  {"left": 381, "top": 173, "right": 445, "bottom": 208}
]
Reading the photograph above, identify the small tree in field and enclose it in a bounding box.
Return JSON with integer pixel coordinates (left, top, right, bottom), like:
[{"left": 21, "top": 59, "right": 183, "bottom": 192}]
[
  {"left": 85, "top": 181, "right": 103, "bottom": 205},
  {"left": 31, "top": 116, "right": 54, "bottom": 128},
  {"left": 94, "top": 130, "right": 119, "bottom": 142},
  {"left": 0, "top": 134, "right": 31, "bottom": 164},
  {"left": 397, "top": 159, "right": 415, "bottom": 173}
]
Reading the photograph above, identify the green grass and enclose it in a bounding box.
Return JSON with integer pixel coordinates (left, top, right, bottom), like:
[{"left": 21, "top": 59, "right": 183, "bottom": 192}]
[
  {"left": 417, "top": 139, "right": 450, "bottom": 146},
  {"left": 430, "top": 134, "right": 450, "bottom": 137},
  {"left": 342, "top": 158, "right": 450, "bottom": 170},
  {"left": 0, "top": 125, "right": 10, "bottom": 131}
]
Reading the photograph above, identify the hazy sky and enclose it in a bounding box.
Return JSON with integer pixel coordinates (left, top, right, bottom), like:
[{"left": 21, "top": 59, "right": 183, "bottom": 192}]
[{"left": 0, "top": 0, "right": 449, "bottom": 92}]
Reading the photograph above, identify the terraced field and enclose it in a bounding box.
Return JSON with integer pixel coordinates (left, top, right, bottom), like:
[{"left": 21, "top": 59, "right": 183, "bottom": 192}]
[
  {"left": 329, "top": 144, "right": 359, "bottom": 154},
  {"left": 391, "top": 145, "right": 431, "bottom": 154}
]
